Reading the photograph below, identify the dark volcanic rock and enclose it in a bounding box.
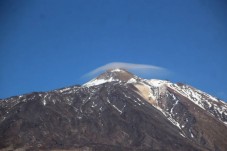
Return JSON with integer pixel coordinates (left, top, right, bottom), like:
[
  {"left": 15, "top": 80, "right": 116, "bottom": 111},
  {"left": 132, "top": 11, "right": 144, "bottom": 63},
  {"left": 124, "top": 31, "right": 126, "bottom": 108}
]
[{"left": 0, "top": 69, "right": 227, "bottom": 151}]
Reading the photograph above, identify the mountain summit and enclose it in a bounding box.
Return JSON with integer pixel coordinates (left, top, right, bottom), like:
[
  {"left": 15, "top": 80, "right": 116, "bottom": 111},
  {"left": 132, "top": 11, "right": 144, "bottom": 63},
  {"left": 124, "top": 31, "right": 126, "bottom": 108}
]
[
  {"left": 0, "top": 69, "right": 227, "bottom": 151},
  {"left": 83, "top": 68, "right": 138, "bottom": 87},
  {"left": 98, "top": 68, "right": 136, "bottom": 81}
]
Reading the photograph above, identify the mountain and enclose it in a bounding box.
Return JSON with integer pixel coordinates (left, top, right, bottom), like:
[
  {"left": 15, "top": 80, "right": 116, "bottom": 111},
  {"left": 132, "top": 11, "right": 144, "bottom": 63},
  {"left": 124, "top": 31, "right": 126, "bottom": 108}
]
[{"left": 0, "top": 69, "right": 227, "bottom": 151}]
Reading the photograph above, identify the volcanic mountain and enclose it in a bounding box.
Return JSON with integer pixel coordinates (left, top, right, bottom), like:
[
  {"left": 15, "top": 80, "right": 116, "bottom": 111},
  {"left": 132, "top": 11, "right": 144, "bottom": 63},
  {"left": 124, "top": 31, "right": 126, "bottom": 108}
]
[{"left": 0, "top": 69, "right": 227, "bottom": 151}]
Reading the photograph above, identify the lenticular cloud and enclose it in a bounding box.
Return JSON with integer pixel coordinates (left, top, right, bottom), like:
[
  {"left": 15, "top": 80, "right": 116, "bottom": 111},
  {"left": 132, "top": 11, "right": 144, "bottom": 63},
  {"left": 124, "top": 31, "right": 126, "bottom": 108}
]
[{"left": 84, "top": 62, "right": 169, "bottom": 78}]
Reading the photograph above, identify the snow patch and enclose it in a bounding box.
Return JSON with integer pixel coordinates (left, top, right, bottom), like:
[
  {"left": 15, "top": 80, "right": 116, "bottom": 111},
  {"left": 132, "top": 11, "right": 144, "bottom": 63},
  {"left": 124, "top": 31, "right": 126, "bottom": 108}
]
[
  {"left": 171, "top": 100, "right": 179, "bottom": 114},
  {"left": 59, "top": 87, "right": 71, "bottom": 93},
  {"left": 180, "top": 133, "right": 186, "bottom": 138},
  {"left": 189, "top": 129, "right": 194, "bottom": 138},
  {"left": 83, "top": 77, "right": 116, "bottom": 87},
  {"left": 146, "top": 79, "right": 170, "bottom": 87},
  {"left": 107, "top": 98, "right": 111, "bottom": 103},
  {"left": 91, "top": 102, "right": 97, "bottom": 108},
  {"left": 43, "top": 100, "right": 46, "bottom": 106},
  {"left": 112, "top": 104, "right": 123, "bottom": 114},
  {"left": 110, "top": 68, "right": 122, "bottom": 72},
  {"left": 127, "top": 78, "right": 137, "bottom": 83}
]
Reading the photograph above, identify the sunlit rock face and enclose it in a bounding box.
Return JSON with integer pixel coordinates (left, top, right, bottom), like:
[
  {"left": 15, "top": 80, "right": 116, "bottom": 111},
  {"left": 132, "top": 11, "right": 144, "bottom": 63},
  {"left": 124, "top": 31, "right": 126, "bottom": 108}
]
[{"left": 0, "top": 69, "right": 227, "bottom": 151}]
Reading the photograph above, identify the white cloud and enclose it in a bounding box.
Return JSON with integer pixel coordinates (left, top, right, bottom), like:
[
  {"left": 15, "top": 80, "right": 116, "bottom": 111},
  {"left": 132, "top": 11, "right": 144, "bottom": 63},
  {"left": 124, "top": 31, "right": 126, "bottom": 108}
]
[{"left": 83, "top": 62, "right": 170, "bottom": 79}]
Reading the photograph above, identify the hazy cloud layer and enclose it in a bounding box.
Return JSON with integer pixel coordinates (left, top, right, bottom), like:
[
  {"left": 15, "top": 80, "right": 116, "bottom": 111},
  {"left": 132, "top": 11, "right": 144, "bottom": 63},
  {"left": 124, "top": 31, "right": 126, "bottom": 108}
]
[{"left": 84, "top": 62, "right": 170, "bottom": 78}]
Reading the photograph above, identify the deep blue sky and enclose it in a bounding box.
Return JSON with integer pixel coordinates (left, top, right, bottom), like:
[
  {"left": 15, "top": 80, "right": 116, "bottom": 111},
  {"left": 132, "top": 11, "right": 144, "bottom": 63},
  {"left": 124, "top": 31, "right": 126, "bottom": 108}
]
[{"left": 1, "top": 0, "right": 227, "bottom": 101}]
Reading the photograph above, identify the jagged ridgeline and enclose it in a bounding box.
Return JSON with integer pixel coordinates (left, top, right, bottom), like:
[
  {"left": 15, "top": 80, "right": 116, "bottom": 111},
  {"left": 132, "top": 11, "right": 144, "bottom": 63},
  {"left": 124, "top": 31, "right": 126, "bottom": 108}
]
[{"left": 0, "top": 69, "right": 227, "bottom": 151}]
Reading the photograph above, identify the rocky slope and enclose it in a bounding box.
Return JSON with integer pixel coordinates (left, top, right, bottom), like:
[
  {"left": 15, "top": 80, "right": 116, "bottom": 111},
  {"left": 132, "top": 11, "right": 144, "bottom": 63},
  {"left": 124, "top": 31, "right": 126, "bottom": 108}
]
[{"left": 0, "top": 69, "right": 227, "bottom": 151}]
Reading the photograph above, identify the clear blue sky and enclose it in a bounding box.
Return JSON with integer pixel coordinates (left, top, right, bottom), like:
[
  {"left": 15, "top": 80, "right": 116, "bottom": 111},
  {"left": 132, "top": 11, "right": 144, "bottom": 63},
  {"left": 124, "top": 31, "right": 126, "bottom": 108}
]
[{"left": 1, "top": 0, "right": 227, "bottom": 101}]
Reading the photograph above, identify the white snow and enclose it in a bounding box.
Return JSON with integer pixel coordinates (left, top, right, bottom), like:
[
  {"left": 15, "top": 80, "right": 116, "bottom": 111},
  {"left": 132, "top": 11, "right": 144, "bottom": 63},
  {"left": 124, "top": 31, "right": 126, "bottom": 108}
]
[
  {"left": 122, "top": 92, "right": 142, "bottom": 105},
  {"left": 83, "top": 77, "right": 116, "bottom": 87},
  {"left": 43, "top": 100, "right": 46, "bottom": 106},
  {"left": 170, "top": 93, "right": 177, "bottom": 100},
  {"left": 106, "top": 97, "right": 123, "bottom": 113},
  {"left": 136, "top": 97, "right": 144, "bottom": 105},
  {"left": 167, "top": 115, "right": 181, "bottom": 129},
  {"left": 180, "top": 133, "right": 186, "bottom": 138},
  {"left": 91, "top": 102, "right": 97, "bottom": 108},
  {"left": 121, "top": 104, "right": 126, "bottom": 111},
  {"left": 138, "top": 81, "right": 160, "bottom": 100},
  {"left": 141, "top": 79, "right": 170, "bottom": 99},
  {"left": 155, "top": 106, "right": 181, "bottom": 130},
  {"left": 127, "top": 78, "right": 137, "bottom": 83},
  {"left": 122, "top": 92, "right": 131, "bottom": 99},
  {"left": 146, "top": 79, "right": 170, "bottom": 87},
  {"left": 59, "top": 87, "right": 71, "bottom": 93},
  {"left": 168, "top": 83, "right": 227, "bottom": 125},
  {"left": 189, "top": 129, "right": 194, "bottom": 138},
  {"left": 52, "top": 99, "right": 56, "bottom": 104},
  {"left": 82, "top": 70, "right": 227, "bottom": 126},
  {"left": 171, "top": 100, "right": 179, "bottom": 114},
  {"left": 107, "top": 98, "right": 111, "bottom": 103},
  {"left": 110, "top": 68, "right": 122, "bottom": 72},
  {"left": 168, "top": 84, "right": 206, "bottom": 110},
  {"left": 132, "top": 99, "right": 141, "bottom": 106},
  {"left": 112, "top": 104, "right": 123, "bottom": 114}
]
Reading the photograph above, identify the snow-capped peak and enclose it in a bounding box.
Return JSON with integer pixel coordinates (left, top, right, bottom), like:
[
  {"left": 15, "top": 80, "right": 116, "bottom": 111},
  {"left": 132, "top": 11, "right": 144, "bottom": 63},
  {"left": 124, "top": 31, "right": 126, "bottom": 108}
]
[
  {"left": 110, "top": 68, "right": 123, "bottom": 72},
  {"left": 83, "top": 68, "right": 139, "bottom": 87},
  {"left": 82, "top": 69, "right": 227, "bottom": 126}
]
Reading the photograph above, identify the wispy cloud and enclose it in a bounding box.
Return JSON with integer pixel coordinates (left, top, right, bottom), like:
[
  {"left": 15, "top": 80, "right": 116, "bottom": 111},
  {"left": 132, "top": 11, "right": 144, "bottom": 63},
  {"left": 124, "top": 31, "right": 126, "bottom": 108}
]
[{"left": 83, "top": 62, "right": 170, "bottom": 79}]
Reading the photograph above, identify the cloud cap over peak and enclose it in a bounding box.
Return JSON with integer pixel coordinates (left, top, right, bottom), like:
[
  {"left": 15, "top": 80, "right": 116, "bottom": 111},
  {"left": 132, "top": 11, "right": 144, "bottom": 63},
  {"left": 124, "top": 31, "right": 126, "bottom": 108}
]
[{"left": 84, "top": 62, "right": 171, "bottom": 79}]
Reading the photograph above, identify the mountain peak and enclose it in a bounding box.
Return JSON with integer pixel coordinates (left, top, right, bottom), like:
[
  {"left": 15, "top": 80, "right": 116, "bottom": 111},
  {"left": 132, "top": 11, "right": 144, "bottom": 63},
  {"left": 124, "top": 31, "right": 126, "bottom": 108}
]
[
  {"left": 107, "top": 68, "right": 126, "bottom": 72},
  {"left": 1, "top": 68, "right": 227, "bottom": 151},
  {"left": 83, "top": 68, "right": 137, "bottom": 87},
  {"left": 98, "top": 68, "right": 134, "bottom": 80}
]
